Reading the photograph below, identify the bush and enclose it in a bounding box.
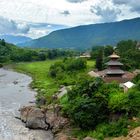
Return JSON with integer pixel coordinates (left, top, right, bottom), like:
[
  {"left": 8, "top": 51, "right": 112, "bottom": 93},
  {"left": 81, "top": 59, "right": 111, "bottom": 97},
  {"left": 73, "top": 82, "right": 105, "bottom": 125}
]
[
  {"left": 128, "top": 90, "right": 140, "bottom": 116},
  {"left": 69, "top": 97, "right": 108, "bottom": 129},
  {"left": 61, "top": 78, "right": 109, "bottom": 130},
  {"left": 49, "top": 61, "right": 64, "bottom": 78},
  {"left": 0, "top": 63, "right": 3, "bottom": 68},
  {"left": 66, "top": 58, "right": 87, "bottom": 71},
  {"left": 49, "top": 59, "right": 88, "bottom": 87},
  {"left": 107, "top": 118, "right": 128, "bottom": 137},
  {"left": 133, "top": 74, "right": 140, "bottom": 84},
  {"left": 60, "top": 76, "right": 140, "bottom": 139},
  {"left": 108, "top": 92, "right": 129, "bottom": 113},
  {"left": 91, "top": 118, "right": 128, "bottom": 138},
  {"left": 49, "top": 58, "right": 86, "bottom": 77}
]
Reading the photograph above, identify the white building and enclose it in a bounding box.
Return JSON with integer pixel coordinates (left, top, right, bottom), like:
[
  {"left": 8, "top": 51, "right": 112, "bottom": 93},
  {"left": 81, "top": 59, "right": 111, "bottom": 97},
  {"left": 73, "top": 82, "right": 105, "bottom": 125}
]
[{"left": 123, "top": 81, "right": 135, "bottom": 92}]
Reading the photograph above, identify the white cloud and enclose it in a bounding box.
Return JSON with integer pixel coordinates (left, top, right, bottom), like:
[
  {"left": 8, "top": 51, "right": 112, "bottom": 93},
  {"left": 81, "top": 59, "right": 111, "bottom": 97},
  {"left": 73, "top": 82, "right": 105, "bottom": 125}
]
[
  {"left": 90, "top": 4, "right": 121, "bottom": 22},
  {"left": 0, "top": 0, "right": 139, "bottom": 38},
  {"left": 0, "top": 0, "right": 139, "bottom": 26},
  {"left": 66, "top": 0, "right": 87, "bottom": 3},
  {"left": 0, "top": 0, "right": 111, "bottom": 26},
  {"left": 113, "top": 0, "right": 140, "bottom": 13},
  {"left": 25, "top": 22, "right": 68, "bottom": 38},
  {"left": 0, "top": 15, "right": 68, "bottom": 39},
  {"left": 27, "top": 28, "right": 49, "bottom": 39},
  {"left": 0, "top": 16, "right": 29, "bottom": 34}
]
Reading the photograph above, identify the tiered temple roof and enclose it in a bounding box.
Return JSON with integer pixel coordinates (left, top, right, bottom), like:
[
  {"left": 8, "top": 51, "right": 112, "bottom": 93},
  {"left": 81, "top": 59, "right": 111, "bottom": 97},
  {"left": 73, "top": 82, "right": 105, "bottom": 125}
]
[
  {"left": 108, "top": 52, "right": 120, "bottom": 58},
  {"left": 106, "top": 61, "right": 123, "bottom": 66},
  {"left": 106, "top": 69, "right": 125, "bottom": 75},
  {"left": 105, "top": 52, "right": 125, "bottom": 77},
  {"left": 94, "top": 52, "right": 135, "bottom": 83}
]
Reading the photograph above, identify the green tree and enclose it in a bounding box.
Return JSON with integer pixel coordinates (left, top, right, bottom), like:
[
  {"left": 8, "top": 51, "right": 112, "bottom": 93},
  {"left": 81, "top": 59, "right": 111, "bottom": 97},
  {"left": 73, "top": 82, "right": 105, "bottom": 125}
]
[
  {"left": 116, "top": 40, "right": 140, "bottom": 70},
  {"left": 104, "top": 45, "right": 114, "bottom": 57},
  {"left": 1, "top": 39, "right": 6, "bottom": 46},
  {"left": 95, "top": 49, "right": 103, "bottom": 70},
  {"left": 62, "top": 77, "right": 109, "bottom": 129}
]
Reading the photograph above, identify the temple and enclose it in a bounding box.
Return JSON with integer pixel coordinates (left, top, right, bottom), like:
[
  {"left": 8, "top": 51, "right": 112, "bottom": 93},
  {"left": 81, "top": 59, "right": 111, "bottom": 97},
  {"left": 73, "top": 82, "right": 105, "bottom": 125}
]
[
  {"left": 89, "top": 52, "right": 135, "bottom": 83},
  {"left": 103, "top": 52, "right": 134, "bottom": 83},
  {"left": 106, "top": 52, "right": 125, "bottom": 78},
  {"left": 88, "top": 52, "right": 136, "bottom": 92}
]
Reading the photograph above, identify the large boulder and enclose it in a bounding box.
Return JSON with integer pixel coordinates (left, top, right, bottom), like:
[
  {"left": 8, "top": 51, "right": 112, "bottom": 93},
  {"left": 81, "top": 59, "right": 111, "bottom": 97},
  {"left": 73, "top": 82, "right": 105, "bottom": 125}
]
[
  {"left": 19, "top": 106, "right": 49, "bottom": 130},
  {"left": 46, "top": 111, "right": 69, "bottom": 133},
  {"left": 45, "top": 104, "right": 69, "bottom": 133},
  {"left": 19, "top": 106, "right": 33, "bottom": 122},
  {"left": 19, "top": 105, "right": 69, "bottom": 134}
]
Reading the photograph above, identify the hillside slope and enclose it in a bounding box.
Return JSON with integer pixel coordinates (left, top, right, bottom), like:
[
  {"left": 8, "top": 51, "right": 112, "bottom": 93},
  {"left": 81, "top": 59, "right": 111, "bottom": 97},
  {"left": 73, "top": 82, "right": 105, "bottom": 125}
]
[
  {"left": 0, "top": 35, "right": 32, "bottom": 45},
  {"left": 19, "top": 17, "right": 140, "bottom": 49}
]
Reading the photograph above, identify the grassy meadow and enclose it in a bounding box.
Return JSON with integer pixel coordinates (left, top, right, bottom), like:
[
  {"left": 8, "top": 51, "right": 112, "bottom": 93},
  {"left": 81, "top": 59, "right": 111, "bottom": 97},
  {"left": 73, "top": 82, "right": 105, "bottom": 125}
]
[{"left": 13, "top": 59, "right": 95, "bottom": 101}]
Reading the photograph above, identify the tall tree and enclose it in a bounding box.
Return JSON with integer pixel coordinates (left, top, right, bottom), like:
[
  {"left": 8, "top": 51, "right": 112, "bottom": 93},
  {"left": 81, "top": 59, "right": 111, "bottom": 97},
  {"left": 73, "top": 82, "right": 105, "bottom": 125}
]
[{"left": 95, "top": 49, "right": 103, "bottom": 71}]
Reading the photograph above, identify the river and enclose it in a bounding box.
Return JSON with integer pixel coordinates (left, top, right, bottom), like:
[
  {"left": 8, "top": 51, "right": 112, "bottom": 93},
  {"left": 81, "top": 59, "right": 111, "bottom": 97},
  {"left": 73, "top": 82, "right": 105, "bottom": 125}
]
[{"left": 0, "top": 68, "right": 53, "bottom": 140}]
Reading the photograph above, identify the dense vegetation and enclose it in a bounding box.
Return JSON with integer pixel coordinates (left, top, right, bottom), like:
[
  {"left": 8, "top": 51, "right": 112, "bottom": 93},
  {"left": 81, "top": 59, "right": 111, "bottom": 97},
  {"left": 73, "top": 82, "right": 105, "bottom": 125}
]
[
  {"left": 19, "top": 17, "right": 140, "bottom": 49},
  {"left": 49, "top": 58, "right": 87, "bottom": 83},
  {"left": 92, "top": 40, "right": 140, "bottom": 71},
  {"left": 5, "top": 39, "right": 140, "bottom": 140},
  {"left": 116, "top": 40, "right": 140, "bottom": 70},
  {"left": 60, "top": 76, "right": 140, "bottom": 139},
  {"left": 0, "top": 39, "right": 78, "bottom": 64}
]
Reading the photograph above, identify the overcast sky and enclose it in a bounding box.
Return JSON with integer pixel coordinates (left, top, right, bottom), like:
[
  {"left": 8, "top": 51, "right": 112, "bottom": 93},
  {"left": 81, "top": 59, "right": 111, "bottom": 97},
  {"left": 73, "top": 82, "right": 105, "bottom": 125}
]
[{"left": 0, "top": 0, "right": 140, "bottom": 38}]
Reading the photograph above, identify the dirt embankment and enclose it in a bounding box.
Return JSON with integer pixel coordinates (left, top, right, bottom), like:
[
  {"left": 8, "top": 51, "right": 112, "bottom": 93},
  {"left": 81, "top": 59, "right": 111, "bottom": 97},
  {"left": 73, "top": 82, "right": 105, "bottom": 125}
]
[{"left": 112, "top": 127, "right": 140, "bottom": 140}]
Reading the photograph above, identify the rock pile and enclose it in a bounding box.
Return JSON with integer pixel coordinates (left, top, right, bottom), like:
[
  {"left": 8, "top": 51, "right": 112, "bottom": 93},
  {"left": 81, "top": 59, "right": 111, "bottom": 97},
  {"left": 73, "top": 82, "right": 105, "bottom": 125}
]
[
  {"left": 20, "top": 106, "right": 50, "bottom": 130},
  {"left": 19, "top": 105, "right": 69, "bottom": 134}
]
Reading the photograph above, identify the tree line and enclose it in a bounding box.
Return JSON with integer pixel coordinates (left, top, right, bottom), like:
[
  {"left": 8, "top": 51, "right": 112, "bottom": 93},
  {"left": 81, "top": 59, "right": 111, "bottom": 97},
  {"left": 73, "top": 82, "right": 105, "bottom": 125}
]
[
  {"left": 91, "top": 40, "right": 140, "bottom": 71},
  {"left": 0, "top": 39, "right": 78, "bottom": 64}
]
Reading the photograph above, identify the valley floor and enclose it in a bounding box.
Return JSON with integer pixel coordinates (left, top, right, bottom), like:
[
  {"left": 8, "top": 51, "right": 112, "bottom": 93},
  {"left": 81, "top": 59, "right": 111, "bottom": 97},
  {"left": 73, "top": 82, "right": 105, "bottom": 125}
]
[
  {"left": 11, "top": 59, "right": 140, "bottom": 140},
  {"left": 12, "top": 59, "right": 95, "bottom": 100}
]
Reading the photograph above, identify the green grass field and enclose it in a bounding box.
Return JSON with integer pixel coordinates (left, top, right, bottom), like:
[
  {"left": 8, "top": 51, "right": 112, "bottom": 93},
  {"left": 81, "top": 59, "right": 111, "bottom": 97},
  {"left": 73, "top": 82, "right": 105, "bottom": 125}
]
[{"left": 13, "top": 59, "right": 95, "bottom": 100}]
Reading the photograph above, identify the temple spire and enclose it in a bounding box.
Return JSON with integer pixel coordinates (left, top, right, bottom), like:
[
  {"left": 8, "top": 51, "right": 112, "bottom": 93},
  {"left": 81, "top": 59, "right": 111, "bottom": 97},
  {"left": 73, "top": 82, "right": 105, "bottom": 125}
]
[
  {"left": 109, "top": 52, "right": 120, "bottom": 59},
  {"left": 106, "top": 52, "right": 124, "bottom": 77}
]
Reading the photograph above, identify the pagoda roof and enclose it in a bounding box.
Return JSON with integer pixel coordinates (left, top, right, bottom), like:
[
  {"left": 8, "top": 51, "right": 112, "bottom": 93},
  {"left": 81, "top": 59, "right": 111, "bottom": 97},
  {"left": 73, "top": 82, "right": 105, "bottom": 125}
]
[
  {"left": 106, "top": 61, "right": 123, "bottom": 66},
  {"left": 106, "top": 69, "right": 125, "bottom": 75},
  {"left": 109, "top": 52, "right": 120, "bottom": 58}
]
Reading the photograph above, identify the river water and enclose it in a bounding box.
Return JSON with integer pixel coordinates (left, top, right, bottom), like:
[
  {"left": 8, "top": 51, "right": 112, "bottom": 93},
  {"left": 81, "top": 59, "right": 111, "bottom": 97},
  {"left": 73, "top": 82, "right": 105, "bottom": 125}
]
[{"left": 0, "top": 68, "right": 53, "bottom": 140}]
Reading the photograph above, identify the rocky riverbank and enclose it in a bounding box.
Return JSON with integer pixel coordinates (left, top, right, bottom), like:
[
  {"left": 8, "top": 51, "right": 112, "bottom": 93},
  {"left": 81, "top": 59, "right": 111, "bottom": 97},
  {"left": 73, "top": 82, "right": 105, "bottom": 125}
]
[
  {"left": 0, "top": 68, "right": 53, "bottom": 140},
  {"left": 19, "top": 105, "right": 70, "bottom": 134}
]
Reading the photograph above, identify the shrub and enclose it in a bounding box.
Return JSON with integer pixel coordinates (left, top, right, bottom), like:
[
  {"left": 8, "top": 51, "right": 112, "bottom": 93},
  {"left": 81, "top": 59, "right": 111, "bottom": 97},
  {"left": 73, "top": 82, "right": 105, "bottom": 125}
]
[
  {"left": 0, "top": 63, "right": 3, "bottom": 68},
  {"left": 49, "top": 61, "right": 64, "bottom": 78},
  {"left": 133, "top": 74, "right": 140, "bottom": 84},
  {"left": 108, "top": 92, "right": 129, "bottom": 113},
  {"left": 62, "top": 78, "right": 109, "bottom": 130},
  {"left": 66, "top": 58, "right": 87, "bottom": 71},
  {"left": 128, "top": 90, "right": 140, "bottom": 116}
]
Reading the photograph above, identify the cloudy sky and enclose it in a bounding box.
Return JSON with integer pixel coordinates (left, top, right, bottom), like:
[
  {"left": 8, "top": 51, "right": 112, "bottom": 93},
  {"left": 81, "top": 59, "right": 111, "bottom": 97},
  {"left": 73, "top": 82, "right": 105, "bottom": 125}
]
[{"left": 0, "top": 0, "right": 140, "bottom": 38}]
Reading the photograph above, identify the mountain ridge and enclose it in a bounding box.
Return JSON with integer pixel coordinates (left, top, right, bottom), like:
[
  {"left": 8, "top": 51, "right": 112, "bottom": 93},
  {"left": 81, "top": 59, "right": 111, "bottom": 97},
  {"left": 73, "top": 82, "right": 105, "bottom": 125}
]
[
  {"left": 19, "top": 17, "right": 140, "bottom": 49},
  {"left": 0, "top": 35, "right": 32, "bottom": 45}
]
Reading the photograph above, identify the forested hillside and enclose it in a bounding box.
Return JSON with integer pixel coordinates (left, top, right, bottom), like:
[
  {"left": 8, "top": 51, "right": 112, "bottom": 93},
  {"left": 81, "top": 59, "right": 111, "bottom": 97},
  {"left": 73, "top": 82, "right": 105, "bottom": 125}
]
[
  {"left": 19, "top": 18, "right": 140, "bottom": 49},
  {"left": 0, "top": 39, "right": 78, "bottom": 64}
]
